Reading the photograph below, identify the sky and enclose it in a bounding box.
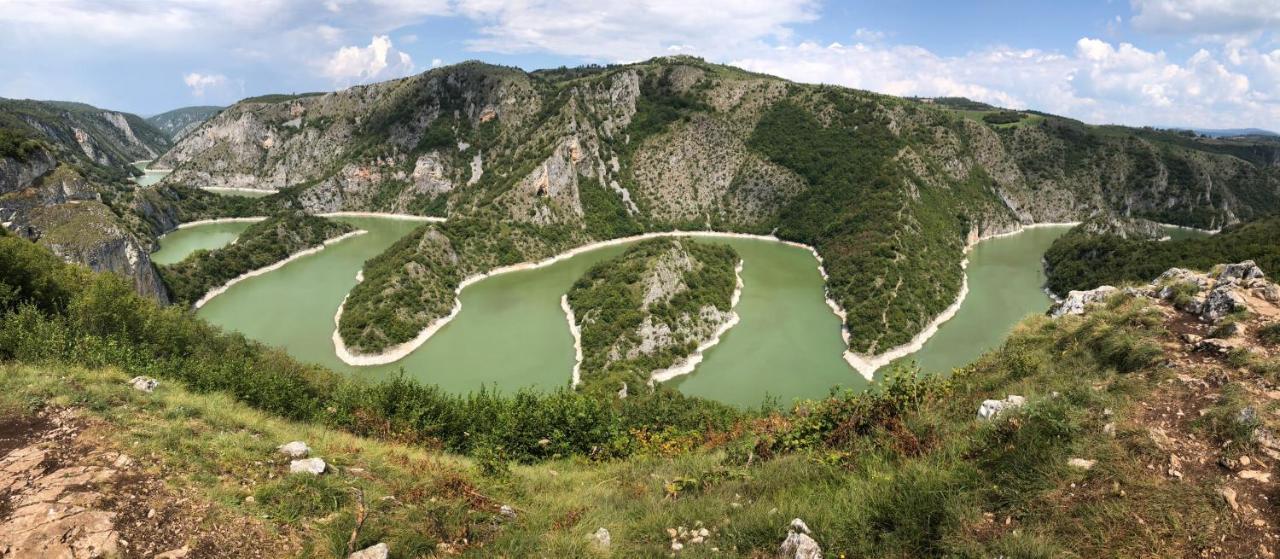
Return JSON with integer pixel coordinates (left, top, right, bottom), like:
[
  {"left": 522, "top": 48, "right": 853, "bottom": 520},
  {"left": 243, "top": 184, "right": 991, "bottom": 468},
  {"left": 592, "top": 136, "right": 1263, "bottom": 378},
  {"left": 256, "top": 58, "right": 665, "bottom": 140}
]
[{"left": 1, "top": 0, "right": 1278, "bottom": 131}]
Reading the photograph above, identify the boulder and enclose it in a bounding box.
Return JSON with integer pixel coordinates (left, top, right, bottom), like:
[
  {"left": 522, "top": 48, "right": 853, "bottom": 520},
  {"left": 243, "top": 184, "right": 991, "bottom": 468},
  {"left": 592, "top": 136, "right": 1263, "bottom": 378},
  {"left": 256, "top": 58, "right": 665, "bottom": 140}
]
[
  {"left": 289, "top": 457, "right": 326, "bottom": 475},
  {"left": 349, "top": 543, "right": 388, "bottom": 559},
  {"left": 277, "top": 441, "right": 310, "bottom": 458},
  {"left": 977, "top": 395, "right": 1026, "bottom": 421},
  {"left": 1201, "top": 286, "right": 1245, "bottom": 322},
  {"left": 1215, "top": 261, "right": 1266, "bottom": 283},
  {"left": 129, "top": 376, "right": 159, "bottom": 392},
  {"left": 1049, "top": 286, "right": 1117, "bottom": 317},
  {"left": 779, "top": 518, "right": 821, "bottom": 559}
]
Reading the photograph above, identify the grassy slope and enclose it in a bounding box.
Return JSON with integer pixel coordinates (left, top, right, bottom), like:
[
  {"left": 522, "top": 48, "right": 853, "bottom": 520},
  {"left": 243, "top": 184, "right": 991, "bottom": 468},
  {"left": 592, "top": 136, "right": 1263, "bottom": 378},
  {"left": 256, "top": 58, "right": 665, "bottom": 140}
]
[{"left": 3, "top": 293, "right": 1269, "bottom": 557}]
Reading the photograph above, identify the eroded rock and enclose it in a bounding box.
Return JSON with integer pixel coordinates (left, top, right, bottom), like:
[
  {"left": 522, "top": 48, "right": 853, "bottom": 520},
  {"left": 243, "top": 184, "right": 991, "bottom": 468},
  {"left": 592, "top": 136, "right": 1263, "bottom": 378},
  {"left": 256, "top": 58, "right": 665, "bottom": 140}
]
[
  {"left": 978, "top": 395, "right": 1026, "bottom": 420},
  {"left": 778, "top": 518, "right": 821, "bottom": 559},
  {"left": 1049, "top": 286, "right": 1117, "bottom": 317}
]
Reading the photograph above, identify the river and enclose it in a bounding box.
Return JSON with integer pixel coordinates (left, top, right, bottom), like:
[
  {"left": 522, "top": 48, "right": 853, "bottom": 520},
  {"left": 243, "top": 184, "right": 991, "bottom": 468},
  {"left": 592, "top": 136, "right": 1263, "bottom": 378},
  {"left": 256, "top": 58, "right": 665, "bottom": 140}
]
[{"left": 158, "top": 219, "right": 1198, "bottom": 406}]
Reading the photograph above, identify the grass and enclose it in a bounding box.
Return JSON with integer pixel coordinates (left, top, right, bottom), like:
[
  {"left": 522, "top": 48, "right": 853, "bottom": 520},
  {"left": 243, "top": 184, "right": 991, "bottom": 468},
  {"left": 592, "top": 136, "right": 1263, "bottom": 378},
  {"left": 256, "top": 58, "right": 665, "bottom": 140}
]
[{"left": 0, "top": 296, "right": 1243, "bottom": 557}]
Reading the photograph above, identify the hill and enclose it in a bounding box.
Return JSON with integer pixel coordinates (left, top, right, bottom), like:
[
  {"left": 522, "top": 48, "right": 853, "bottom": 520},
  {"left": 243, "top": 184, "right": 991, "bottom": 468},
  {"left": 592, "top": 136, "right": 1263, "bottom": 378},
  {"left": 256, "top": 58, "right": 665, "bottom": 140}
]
[
  {"left": 147, "top": 105, "right": 223, "bottom": 141},
  {"left": 152, "top": 56, "right": 1280, "bottom": 363}
]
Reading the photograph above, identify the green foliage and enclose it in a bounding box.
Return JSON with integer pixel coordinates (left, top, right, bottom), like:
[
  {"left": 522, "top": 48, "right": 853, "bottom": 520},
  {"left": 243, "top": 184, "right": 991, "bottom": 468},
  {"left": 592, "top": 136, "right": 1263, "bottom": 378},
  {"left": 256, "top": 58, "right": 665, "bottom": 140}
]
[
  {"left": 566, "top": 238, "right": 738, "bottom": 391},
  {"left": 158, "top": 213, "right": 354, "bottom": 306},
  {"left": 1260, "top": 323, "right": 1280, "bottom": 346},
  {"left": 982, "top": 111, "right": 1025, "bottom": 125},
  {"left": 0, "top": 128, "right": 47, "bottom": 161},
  {"left": 1044, "top": 215, "right": 1280, "bottom": 294}
]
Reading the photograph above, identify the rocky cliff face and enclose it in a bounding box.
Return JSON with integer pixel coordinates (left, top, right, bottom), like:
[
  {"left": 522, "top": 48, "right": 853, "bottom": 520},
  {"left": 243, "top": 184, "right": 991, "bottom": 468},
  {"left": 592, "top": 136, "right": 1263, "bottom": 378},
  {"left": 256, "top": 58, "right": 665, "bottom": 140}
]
[
  {"left": 154, "top": 57, "right": 1280, "bottom": 357},
  {"left": 1, "top": 100, "right": 176, "bottom": 301}
]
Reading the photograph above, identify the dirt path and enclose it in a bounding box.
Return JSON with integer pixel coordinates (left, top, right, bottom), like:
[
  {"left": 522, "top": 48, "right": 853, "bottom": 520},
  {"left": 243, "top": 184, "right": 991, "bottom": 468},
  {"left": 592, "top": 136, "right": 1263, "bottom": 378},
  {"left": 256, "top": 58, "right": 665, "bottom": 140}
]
[{"left": 0, "top": 408, "right": 293, "bottom": 558}]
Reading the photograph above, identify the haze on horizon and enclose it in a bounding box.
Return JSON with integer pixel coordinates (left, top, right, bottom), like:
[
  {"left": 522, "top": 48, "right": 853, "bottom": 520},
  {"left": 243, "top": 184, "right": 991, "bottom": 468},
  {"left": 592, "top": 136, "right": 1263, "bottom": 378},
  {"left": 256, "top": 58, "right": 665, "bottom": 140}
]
[{"left": 1, "top": 0, "right": 1278, "bottom": 131}]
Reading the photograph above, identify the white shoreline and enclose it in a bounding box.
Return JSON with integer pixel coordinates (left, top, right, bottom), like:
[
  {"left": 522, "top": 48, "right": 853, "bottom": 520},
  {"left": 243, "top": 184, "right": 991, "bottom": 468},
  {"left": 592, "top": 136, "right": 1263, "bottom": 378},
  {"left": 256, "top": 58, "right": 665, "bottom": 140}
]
[
  {"left": 193, "top": 230, "right": 367, "bottom": 309},
  {"left": 317, "top": 211, "right": 445, "bottom": 222},
  {"left": 332, "top": 231, "right": 815, "bottom": 367},
  {"left": 175, "top": 217, "right": 268, "bottom": 230},
  {"left": 649, "top": 259, "right": 745, "bottom": 384},
  {"left": 839, "top": 221, "right": 1082, "bottom": 380},
  {"left": 200, "top": 186, "right": 275, "bottom": 195},
  {"left": 562, "top": 295, "right": 584, "bottom": 388}
]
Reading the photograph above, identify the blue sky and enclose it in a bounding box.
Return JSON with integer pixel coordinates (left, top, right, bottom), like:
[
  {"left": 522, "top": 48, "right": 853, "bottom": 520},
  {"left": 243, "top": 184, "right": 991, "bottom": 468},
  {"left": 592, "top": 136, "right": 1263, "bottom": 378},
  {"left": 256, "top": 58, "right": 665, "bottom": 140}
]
[{"left": 2, "top": 1, "right": 1278, "bottom": 130}]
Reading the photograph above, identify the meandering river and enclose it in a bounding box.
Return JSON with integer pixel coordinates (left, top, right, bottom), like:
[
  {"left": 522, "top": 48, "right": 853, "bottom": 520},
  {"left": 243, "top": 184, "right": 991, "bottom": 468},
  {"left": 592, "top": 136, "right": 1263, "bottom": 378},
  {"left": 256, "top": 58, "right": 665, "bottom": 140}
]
[{"left": 159, "top": 218, "right": 1199, "bottom": 406}]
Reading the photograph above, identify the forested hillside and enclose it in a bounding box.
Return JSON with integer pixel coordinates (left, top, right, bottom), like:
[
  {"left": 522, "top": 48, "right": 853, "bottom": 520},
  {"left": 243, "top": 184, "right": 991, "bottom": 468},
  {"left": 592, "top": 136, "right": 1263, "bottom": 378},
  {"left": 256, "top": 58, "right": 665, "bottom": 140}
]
[
  {"left": 147, "top": 105, "right": 223, "bottom": 141},
  {"left": 1044, "top": 215, "right": 1280, "bottom": 294}
]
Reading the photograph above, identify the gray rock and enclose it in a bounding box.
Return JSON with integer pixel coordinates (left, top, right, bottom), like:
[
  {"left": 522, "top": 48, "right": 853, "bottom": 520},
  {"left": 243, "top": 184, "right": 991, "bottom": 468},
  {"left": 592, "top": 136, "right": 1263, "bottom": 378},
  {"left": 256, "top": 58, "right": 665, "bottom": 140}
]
[
  {"left": 1201, "top": 286, "right": 1245, "bottom": 322},
  {"left": 289, "top": 457, "right": 326, "bottom": 475},
  {"left": 978, "top": 395, "right": 1026, "bottom": 421},
  {"left": 129, "top": 376, "right": 158, "bottom": 392},
  {"left": 779, "top": 518, "right": 821, "bottom": 559},
  {"left": 348, "top": 542, "right": 388, "bottom": 559},
  {"left": 499, "top": 504, "right": 517, "bottom": 519},
  {"left": 277, "top": 441, "right": 310, "bottom": 458},
  {"left": 1049, "top": 286, "right": 1117, "bottom": 317},
  {"left": 1215, "top": 260, "right": 1266, "bottom": 283},
  {"left": 618, "top": 382, "right": 628, "bottom": 399}
]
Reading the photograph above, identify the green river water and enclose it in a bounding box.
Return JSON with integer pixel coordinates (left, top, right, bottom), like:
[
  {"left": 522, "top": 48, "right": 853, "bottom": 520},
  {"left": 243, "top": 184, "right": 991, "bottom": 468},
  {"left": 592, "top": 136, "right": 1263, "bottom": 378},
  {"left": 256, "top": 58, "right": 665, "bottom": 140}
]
[{"left": 161, "top": 218, "right": 1200, "bottom": 406}]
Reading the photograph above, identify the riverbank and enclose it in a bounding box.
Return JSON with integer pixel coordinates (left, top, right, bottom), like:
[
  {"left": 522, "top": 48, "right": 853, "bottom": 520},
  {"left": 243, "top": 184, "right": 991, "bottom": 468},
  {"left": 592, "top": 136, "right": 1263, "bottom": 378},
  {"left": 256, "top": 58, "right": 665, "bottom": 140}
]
[
  {"left": 840, "top": 221, "right": 1082, "bottom": 380},
  {"left": 649, "top": 260, "right": 745, "bottom": 384},
  {"left": 316, "top": 212, "right": 445, "bottom": 222},
  {"left": 562, "top": 295, "right": 584, "bottom": 387},
  {"left": 331, "top": 230, "right": 823, "bottom": 367},
  {"left": 174, "top": 217, "right": 267, "bottom": 230},
  {"left": 193, "top": 230, "right": 367, "bottom": 309}
]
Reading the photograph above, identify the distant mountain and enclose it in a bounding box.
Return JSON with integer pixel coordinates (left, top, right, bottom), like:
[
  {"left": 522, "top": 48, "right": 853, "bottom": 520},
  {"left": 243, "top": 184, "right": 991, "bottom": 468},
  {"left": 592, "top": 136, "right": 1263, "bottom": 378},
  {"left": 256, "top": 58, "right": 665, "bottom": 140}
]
[
  {"left": 1178, "top": 127, "right": 1279, "bottom": 139},
  {"left": 147, "top": 105, "right": 223, "bottom": 141}
]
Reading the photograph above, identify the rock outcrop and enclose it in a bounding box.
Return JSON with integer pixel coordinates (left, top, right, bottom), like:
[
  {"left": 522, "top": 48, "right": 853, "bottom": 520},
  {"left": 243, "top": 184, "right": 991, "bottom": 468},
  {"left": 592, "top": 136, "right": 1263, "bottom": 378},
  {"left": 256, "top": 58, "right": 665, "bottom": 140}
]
[{"left": 1050, "top": 286, "right": 1118, "bottom": 317}]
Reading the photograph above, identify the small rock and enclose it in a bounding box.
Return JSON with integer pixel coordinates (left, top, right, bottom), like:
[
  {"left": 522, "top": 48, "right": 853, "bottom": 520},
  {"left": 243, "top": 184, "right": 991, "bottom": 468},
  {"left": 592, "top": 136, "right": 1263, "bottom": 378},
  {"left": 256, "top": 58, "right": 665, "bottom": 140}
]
[
  {"left": 155, "top": 546, "right": 190, "bottom": 559},
  {"left": 671, "top": 541, "right": 684, "bottom": 551},
  {"left": 499, "top": 504, "right": 517, "bottom": 519},
  {"left": 537, "top": 438, "right": 551, "bottom": 448},
  {"left": 1068, "top": 458, "right": 1096, "bottom": 470},
  {"left": 1218, "top": 486, "right": 1240, "bottom": 511},
  {"left": 1239, "top": 470, "right": 1271, "bottom": 483},
  {"left": 618, "top": 382, "right": 628, "bottom": 399},
  {"left": 289, "top": 458, "right": 326, "bottom": 475},
  {"left": 591, "top": 527, "right": 611, "bottom": 550},
  {"left": 277, "top": 441, "right": 310, "bottom": 458},
  {"left": 1103, "top": 422, "right": 1116, "bottom": 437},
  {"left": 348, "top": 542, "right": 388, "bottom": 559},
  {"left": 244, "top": 495, "right": 255, "bottom": 504},
  {"left": 978, "top": 395, "right": 1026, "bottom": 420},
  {"left": 129, "top": 376, "right": 158, "bottom": 392},
  {"left": 112, "top": 453, "right": 134, "bottom": 468},
  {"left": 779, "top": 518, "right": 821, "bottom": 559}
]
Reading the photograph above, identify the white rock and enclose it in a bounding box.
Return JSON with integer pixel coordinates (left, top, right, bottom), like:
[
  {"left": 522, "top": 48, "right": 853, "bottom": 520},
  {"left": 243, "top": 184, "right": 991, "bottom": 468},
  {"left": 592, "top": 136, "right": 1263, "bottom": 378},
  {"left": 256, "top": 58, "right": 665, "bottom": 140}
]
[
  {"left": 289, "top": 457, "right": 326, "bottom": 475},
  {"left": 277, "top": 441, "right": 310, "bottom": 458},
  {"left": 591, "top": 527, "right": 611, "bottom": 549},
  {"left": 671, "top": 541, "right": 684, "bottom": 551},
  {"left": 129, "top": 376, "right": 158, "bottom": 392},
  {"left": 1068, "top": 458, "right": 1097, "bottom": 470},
  {"left": 500, "top": 504, "right": 517, "bottom": 518},
  {"left": 1049, "top": 286, "right": 1117, "bottom": 317},
  {"left": 779, "top": 518, "right": 821, "bottom": 559},
  {"left": 977, "top": 395, "right": 1026, "bottom": 421},
  {"left": 348, "top": 542, "right": 388, "bottom": 559}
]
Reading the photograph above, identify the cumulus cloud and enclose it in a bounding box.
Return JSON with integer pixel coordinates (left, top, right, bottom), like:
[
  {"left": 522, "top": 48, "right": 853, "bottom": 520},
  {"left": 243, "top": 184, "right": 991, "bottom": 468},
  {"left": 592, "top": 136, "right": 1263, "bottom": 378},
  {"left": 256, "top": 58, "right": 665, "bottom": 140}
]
[
  {"left": 455, "top": 0, "right": 818, "bottom": 62},
  {"left": 323, "top": 35, "right": 415, "bottom": 84},
  {"left": 183, "top": 72, "right": 227, "bottom": 96},
  {"left": 1131, "top": 0, "right": 1280, "bottom": 35},
  {"left": 728, "top": 36, "right": 1279, "bottom": 130}
]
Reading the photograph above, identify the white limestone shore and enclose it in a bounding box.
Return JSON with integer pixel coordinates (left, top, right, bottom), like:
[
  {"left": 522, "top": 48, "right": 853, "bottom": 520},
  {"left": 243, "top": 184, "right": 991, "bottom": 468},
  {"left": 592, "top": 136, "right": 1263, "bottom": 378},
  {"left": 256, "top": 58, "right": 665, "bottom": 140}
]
[
  {"left": 562, "top": 295, "right": 584, "bottom": 387},
  {"left": 192, "top": 230, "right": 367, "bottom": 309},
  {"left": 317, "top": 212, "right": 445, "bottom": 222},
  {"left": 649, "top": 259, "right": 745, "bottom": 384},
  {"left": 175, "top": 217, "right": 268, "bottom": 230},
  {"left": 200, "top": 186, "right": 273, "bottom": 195}
]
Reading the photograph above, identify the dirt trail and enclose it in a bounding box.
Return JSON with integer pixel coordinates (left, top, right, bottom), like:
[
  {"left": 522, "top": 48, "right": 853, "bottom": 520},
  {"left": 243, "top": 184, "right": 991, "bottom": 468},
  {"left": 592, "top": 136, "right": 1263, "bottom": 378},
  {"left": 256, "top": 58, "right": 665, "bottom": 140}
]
[{"left": 0, "top": 408, "right": 291, "bottom": 558}]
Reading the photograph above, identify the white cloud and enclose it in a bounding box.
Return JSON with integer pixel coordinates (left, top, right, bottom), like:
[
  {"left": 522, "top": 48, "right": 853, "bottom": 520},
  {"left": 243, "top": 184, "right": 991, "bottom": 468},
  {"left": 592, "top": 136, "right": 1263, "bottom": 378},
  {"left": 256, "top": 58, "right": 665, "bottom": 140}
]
[
  {"left": 323, "top": 35, "right": 416, "bottom": 84},
  {"left": 183, "top": 72, "right": 227, "bottom": 96},
  {"left": 455, "top": 0, "right": 818, "bottom": 62},
  {"left": 728, "top": 37, "right": 1280, "bottom": 130},
  {"left": 1131, "top": 0, "right": 1280, "bottom": 35}
]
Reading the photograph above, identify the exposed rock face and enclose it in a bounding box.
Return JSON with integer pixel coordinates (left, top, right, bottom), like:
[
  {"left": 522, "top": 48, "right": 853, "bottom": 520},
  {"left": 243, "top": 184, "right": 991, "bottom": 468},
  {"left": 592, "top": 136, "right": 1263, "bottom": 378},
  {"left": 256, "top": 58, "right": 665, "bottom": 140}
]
[
  {"left": 0, "top": 149, "right": 57, "bottom": 199},
  {"left": 1147, "top": 262, "right": 1274, "bottom": 324},
  {"left": 1050, "top": 286, "right": 1118, "bottom": 317}
]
